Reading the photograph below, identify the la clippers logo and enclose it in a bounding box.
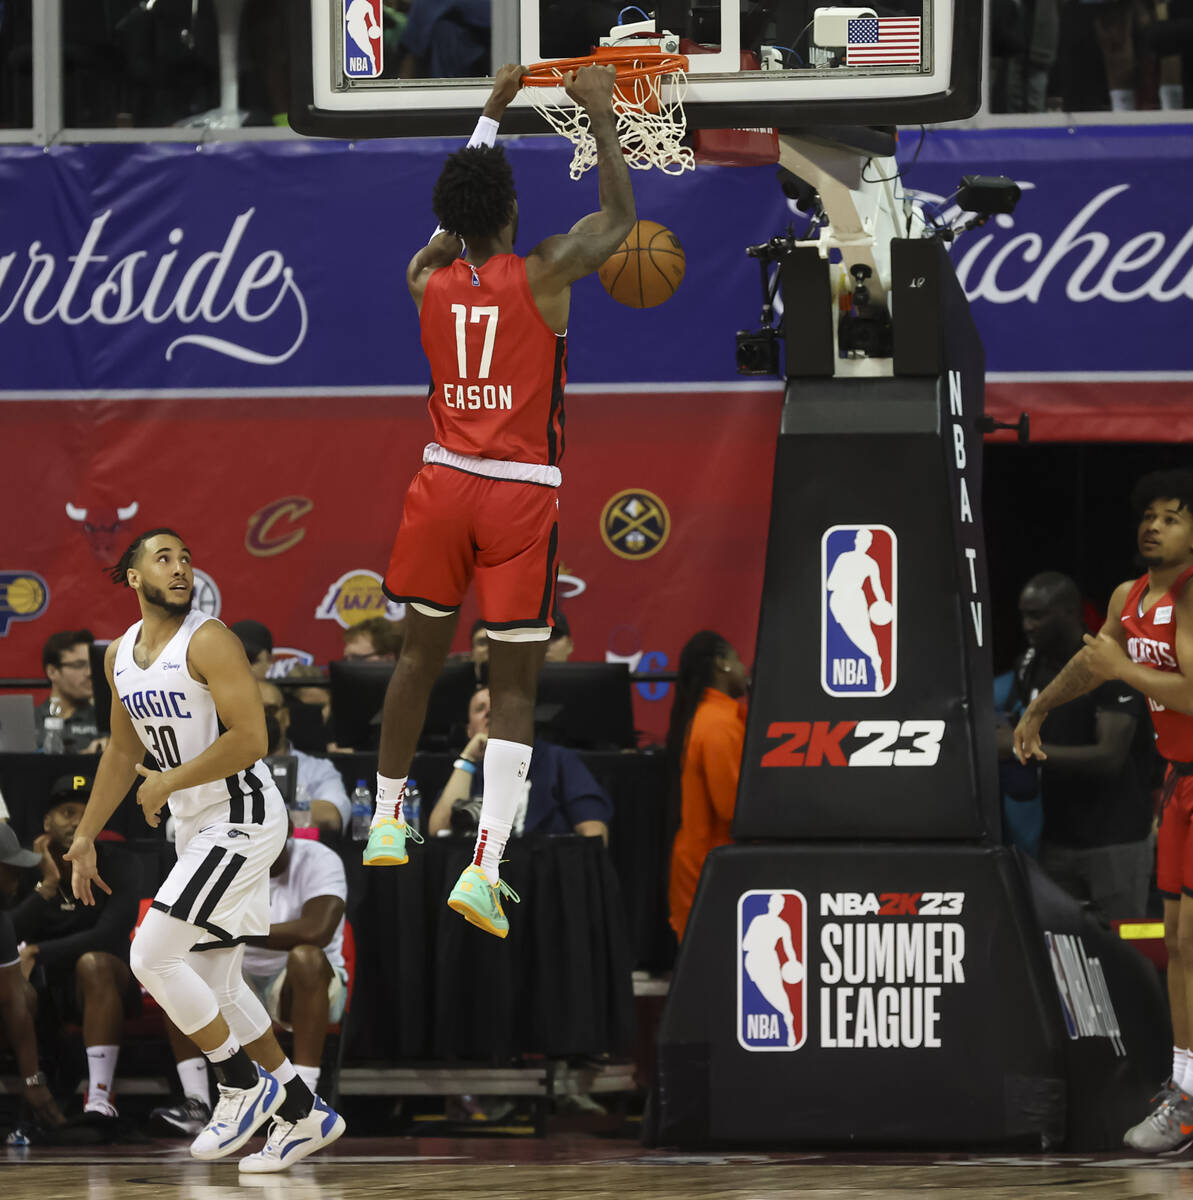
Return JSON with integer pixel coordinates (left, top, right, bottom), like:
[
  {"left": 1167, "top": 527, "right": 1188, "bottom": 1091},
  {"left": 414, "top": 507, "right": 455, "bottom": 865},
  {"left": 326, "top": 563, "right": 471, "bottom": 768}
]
[
  {"left": 343, "top": 0, "right": 383, "bottom": 77},
  {"left": 737, "top": 890, "right": 806, "bottom": 1052},
  {"left": 822, "top": 525, "right": 896, "bottom": 697}
]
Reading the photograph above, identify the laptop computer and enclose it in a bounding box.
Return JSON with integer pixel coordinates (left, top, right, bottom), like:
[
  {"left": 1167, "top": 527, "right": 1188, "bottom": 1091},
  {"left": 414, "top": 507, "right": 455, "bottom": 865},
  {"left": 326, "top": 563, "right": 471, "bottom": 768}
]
[{"left": 0, "top": 695, "right": 38, "bottom": 752}]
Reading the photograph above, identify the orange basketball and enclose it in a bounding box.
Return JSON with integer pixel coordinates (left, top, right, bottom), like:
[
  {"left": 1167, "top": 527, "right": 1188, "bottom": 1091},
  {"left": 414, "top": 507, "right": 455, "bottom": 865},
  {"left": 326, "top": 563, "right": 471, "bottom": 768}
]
[{"left": 598, "top": 219, "right": 685, "bottom": 308}]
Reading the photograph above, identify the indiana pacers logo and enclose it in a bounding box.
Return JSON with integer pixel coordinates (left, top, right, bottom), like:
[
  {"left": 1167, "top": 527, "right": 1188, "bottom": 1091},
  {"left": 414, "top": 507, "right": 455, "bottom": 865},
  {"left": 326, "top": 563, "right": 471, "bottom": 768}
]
[
  {"left": 0, "top": 571, "right": 49, "bottom": 635},
  {"left": 601, "top": 489, "right": 670, "bottom": 561}
]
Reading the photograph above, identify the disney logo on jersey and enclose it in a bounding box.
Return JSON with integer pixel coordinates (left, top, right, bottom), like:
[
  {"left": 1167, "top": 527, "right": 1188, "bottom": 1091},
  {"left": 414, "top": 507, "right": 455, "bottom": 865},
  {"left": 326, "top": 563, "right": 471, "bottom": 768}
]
[
  {"left": 738, "top": 890, "right": 806, "bottom": 1052},
  {"left": 822, "top": 526, "right": 896, "bottom": 697},
  {"left": 343, "top": 0, "right": 383, "bottom": 78},
  {"left": 761, "top": 719, "right": 945, "bottom": 767},
  {"left": 0, "top": 571, "right": 49, "bottom": 635}
]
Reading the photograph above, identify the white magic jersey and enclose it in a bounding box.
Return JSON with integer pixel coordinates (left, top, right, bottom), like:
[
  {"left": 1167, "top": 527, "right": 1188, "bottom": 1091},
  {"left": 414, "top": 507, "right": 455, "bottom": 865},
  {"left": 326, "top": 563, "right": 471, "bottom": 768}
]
[{"left": 114, "top": 611, "right": 277, "bottom": 823}]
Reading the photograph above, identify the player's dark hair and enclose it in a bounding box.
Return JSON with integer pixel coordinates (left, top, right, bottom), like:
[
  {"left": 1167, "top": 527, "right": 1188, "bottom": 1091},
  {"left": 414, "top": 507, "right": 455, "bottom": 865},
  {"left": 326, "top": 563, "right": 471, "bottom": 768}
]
[
  {"left": 42, "top": 629, "right": 94, "bottom": 671},
  {"left": 1132, "top": 470, "right": 1193, "bottom": 519},
  {"left": 665, "top": 631, "right": 731, "bottom": 772},
  {"left": 109, "top": 528, "right": 185, "bottom": 586},
  {"left": 431, "top": 146, "right": 516, "bottom": 240}
]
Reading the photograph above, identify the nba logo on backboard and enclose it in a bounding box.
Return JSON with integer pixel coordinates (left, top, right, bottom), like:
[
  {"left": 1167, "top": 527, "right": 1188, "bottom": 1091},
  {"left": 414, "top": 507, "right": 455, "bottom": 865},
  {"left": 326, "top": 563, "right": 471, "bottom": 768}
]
[
  {"left": 343, "top": 0, "right": 383, "bottom": 78},
  {"left": 821, "top": 525, "right": 897, "bottom": 697},
  {"left": 737, "top": 890, "right": 806, "bottom": 1052}
]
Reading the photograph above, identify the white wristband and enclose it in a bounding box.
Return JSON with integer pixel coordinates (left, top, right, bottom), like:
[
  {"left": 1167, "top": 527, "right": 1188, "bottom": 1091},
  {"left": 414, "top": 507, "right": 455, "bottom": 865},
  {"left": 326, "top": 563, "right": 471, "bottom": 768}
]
[{"left": 466, "top": 115, "right": 500, "bottom": 148}]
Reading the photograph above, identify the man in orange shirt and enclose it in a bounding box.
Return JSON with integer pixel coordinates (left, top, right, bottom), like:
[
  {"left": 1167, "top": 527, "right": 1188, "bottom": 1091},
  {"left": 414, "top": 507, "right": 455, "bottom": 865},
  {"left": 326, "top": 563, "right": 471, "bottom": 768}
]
[{"left": 666, "top": 632, "right": 749, "bottom": 940}]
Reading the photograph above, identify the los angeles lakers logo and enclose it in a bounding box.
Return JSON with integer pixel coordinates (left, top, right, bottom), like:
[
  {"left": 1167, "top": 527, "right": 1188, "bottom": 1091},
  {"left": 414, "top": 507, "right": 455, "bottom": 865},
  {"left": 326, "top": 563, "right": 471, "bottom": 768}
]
[
  {"left": 246, "top": 496, "right": 314, "bottom": 558},
  {"left": 315, "top": 569, "right": 405, "bottom": 629},
  {"left": 0, "top": 571, "right": 49, "bottom": 635},
  {"left": 600, "top": 489, "right": 670, "bottom": 561}
]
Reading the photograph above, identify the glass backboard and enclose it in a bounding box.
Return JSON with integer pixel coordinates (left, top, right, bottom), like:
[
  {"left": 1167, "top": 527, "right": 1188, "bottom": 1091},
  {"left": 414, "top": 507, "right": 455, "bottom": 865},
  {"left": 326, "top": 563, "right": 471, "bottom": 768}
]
[{"left": 290, "top": 1, "right": 981, "bottom": 138}]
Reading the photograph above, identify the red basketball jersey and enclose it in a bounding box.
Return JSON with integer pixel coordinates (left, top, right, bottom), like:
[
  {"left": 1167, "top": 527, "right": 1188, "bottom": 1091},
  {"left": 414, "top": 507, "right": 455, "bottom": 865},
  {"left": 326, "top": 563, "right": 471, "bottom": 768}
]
[
  {"left": 419, "top": 255, "right": 566, "bottom": 466},
  {"left": 1120, "top": 564, "right": 1193, "bottom": 762}
]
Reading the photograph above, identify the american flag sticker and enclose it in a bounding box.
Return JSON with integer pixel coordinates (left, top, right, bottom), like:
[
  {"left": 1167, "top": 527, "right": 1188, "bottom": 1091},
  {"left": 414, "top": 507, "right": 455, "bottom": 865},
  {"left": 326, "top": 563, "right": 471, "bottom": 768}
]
[{"left": 846, "top": 17, "right": 922, "bottom": 66}]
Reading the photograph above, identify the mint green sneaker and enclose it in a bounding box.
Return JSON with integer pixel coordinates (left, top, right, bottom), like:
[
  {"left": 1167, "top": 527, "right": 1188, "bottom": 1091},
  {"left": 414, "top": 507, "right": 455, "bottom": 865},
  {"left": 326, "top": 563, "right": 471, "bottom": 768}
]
[
  {"left": 447, "top": 865, "right": 520, "bottom": 938},
  {"left": 362, "top": 817, "right": 423, "bottom": 866}
]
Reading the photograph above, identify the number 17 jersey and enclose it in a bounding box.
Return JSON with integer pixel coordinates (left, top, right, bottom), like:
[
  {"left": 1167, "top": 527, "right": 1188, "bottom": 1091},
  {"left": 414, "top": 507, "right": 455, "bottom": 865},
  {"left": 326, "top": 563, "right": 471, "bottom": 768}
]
[
  {"left": 113, "top": 610, "right": 274, "bottom": 823},
  {"left": 419, "top": 254, "right": 567, "bottom": 467}
]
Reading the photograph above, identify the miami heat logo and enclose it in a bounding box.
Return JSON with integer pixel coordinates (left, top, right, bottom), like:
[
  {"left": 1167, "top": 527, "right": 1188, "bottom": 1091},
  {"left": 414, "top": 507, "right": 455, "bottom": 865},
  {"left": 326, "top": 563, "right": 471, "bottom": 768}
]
[
  {"left": 738, "top": 890, "right": 806, "bottom": 1052},
  {"left": 246, "top": 496, "right": 313, "bottom": 558},
  {"left": 601, "top": 489, "right": 670, "bottom": 561},
  {"left": 821, "top": 525, "right": 897, "bottom": 698}
]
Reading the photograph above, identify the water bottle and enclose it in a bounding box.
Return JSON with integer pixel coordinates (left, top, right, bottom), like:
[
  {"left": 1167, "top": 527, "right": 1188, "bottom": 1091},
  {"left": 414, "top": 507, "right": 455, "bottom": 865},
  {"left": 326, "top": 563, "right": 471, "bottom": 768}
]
[
  {"left": 41, "top": 698, "right": 65, "bottom": 754},
  {"left": 404, "top": 779, "right": 421, "bottom": 832},
  {"left": 350, "top": 780, "right": 373, "bottom": 842},
  {"left": 291, "top": 781, "right": 311, "bottom": 829}
]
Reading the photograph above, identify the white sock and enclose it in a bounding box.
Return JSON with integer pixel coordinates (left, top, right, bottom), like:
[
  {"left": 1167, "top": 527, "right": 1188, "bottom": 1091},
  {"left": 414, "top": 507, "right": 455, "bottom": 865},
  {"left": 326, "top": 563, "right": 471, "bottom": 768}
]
[
  {"left": 176, "top": 1055, "right": 211, "bottom": 1108},
  {"left": 374, "top": 773, "right": 406, "bottom": 825},
  {"left": 473, "top": 738, "right": 531, "bottom": 884},
  {"left": 1110, "top": 88, "right": 1136, "bottom": 112},
  {"left": 1160, "top": 84, "right": 1185, "bottom": 111},
  {"left": 272, "top": 1056, "right": 297, "bottom": 1084},
  {"left": 1181, "top": 1050, "right": 1193, "bottom": 1095},
  {"left": 295, "top": 1064, "right": 321, "bottom": 1096},
  {"left": 205, "top": 1032, "right": 242, "bottom": 1063},
  {"left": 84, "top": 1044, "right": 119, "bottom": 1114}
]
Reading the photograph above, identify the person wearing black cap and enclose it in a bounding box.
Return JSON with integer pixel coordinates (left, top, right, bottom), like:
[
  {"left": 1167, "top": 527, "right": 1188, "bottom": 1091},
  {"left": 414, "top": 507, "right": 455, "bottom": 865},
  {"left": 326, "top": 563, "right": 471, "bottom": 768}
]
[
  {"left": 0, "top": 824, "right": 66, "bottom": 1133},
  {"left": 11, "top": 774, "right": 139, "bottom": 1121},
  {"left": 229, "top": 620, "right": 275, "bottom": 681}
]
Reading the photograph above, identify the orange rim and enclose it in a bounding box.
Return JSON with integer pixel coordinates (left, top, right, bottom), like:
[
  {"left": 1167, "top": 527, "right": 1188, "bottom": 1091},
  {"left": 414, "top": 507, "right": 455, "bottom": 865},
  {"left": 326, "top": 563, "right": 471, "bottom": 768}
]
[{"left": 522, "top": 47, "right": 689, "bottom": 88}]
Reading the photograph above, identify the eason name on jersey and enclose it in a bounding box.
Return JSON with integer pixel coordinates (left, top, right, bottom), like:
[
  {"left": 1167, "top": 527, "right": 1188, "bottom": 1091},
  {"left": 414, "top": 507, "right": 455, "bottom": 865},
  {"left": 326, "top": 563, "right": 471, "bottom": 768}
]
[
  {"left": 443, "top": 383, "right": 513, "bottom": 410},
  {"left": 760, "top": 719, "right": 945, "bottom": 767}
]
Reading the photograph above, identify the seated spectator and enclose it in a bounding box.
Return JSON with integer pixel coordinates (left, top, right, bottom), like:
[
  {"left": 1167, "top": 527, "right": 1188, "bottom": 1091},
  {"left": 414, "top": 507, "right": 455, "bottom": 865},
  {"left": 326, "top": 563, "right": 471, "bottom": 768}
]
[
  {"left": 342, "top": 616, "right": 405, "bottom": 662},
  {"left": 544, "top": 610, "right": 574, "bottom": 663},
  {"left": 11, "top": 775, "right": 139, "bottom": 1121},
  {"left": 427, "top": 686, "right": 612, "bottom": 842},
  {"left": 0, "top": 825, "right": 65, "bottom": 1135},
  {"left": 151, "top": 823, "right": 348, "bottom": 1134},
  {"left": 989, "top": 0, "right": 1060, "bottom": 112},
  {"left": 260, "top": 681, "right": 350, "bottom": 834},
  {"left": 229, "top": 619, "right": 274, "bottom": 679},
  {"left": 36, "top": 630, "right": 104, "bottom": 754},
  {"left": 667, "top": 631, "right": 749, "bottom": 943}
]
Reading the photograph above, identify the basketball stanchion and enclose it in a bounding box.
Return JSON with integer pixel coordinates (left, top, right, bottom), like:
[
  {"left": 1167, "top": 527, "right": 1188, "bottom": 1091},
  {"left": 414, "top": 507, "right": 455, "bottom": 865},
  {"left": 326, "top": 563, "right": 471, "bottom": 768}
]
[{"left": 520, "top": 48, "right": 694, "bottom": 180}]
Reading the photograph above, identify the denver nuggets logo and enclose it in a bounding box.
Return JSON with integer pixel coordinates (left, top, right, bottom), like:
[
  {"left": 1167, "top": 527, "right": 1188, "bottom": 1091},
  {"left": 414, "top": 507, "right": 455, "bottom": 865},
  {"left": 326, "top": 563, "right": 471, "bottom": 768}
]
[
  {"left": 246, "top": 496, "right": 314, "bottom": 558},
  {"left": 315, "top": 569, "right": 405, "bottom": 629},
  {"left": 600, "top": 489, "right": 670, "bottom": 561},
  {"left": 0, "top": 571, "right": 49, "bottom": 636}
]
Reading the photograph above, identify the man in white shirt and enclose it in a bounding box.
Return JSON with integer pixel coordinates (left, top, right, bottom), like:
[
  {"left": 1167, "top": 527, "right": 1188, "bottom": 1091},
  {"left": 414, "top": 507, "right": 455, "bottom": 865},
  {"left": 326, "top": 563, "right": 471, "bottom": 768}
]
[
  {"left": 151, "top": 827, "right": 348, "bottom": 1134},
  {"left": 260, "top": 681, "right": 351, "bottom": 833}
]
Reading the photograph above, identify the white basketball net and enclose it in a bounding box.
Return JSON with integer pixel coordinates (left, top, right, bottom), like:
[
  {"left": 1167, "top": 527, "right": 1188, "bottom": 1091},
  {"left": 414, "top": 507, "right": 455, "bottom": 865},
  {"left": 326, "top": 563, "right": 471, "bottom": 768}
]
[{"left": 524, "top": 66, "right": 695, "bottom": 181}]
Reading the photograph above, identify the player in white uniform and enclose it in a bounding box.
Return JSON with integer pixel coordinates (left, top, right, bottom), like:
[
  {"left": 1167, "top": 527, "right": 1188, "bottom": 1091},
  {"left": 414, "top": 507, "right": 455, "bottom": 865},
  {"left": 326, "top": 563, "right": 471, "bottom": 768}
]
[{"left": 64, "top": 529, "right": 345, "bottom": 1173}]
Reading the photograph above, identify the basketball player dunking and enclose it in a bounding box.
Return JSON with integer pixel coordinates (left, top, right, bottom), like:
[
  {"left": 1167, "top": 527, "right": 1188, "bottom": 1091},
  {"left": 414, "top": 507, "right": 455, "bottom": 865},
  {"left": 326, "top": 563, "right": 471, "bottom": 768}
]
[
  {"left": 361, "top": 63, "right": 636, "bottom": 938},
  {"left": 1012, "top": 471, "right": 1193, "bottom": 1154},
  {"left": 64, "top": 530, "right": 344, "bottom": 1171}
]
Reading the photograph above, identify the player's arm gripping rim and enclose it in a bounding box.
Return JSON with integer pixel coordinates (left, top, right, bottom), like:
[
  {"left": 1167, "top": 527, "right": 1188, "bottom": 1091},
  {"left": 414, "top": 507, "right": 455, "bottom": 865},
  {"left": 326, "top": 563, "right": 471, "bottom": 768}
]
[
  {"left": 527, "top": 65, "right": 637, "bottom": 295},
  {"left": 130, "top": 621, "right": 268, "bottom": 829},
  {"left": 406, "top": 63, "right": 528, "bottom": 307},
  {"left": 65, "top": 639, "right": 144, "bottom": 904}
]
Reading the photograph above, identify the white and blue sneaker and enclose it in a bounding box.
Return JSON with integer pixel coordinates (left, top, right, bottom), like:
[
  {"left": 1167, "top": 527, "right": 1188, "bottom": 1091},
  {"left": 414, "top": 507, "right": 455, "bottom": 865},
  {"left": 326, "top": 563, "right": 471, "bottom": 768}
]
[
  {"left": 190, "top": 1066, "right": 283, "bottom": 1161},
  {"left": 238, "top": 1095, "right": 346, "bottom": 1173}
]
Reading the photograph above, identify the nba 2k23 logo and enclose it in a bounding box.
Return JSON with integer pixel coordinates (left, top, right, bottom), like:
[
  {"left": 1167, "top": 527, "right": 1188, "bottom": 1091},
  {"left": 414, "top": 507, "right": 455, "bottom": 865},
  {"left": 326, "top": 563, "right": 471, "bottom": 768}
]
[
  {"left": 822, "top": 526, "right": 896, "bottom": 697},
  {"left": 737, "top": 890, "right": 806, "bottom": 1052},
  {"left": 343, "top": 0, "right": 383, "bottom": 77}
]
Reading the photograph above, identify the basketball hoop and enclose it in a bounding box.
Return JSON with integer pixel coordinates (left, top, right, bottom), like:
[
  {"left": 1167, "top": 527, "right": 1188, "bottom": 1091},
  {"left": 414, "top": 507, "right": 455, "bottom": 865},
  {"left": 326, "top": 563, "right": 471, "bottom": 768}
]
[{"left": 522, "top": 48, "right": 694, "bottom": 180}]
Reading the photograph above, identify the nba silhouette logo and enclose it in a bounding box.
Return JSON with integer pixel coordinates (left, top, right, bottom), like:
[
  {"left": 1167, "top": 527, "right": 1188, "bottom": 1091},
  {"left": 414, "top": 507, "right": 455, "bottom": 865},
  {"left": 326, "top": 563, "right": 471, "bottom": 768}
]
[
  {"left": 821, "top": 524, "right": 897, "bottom": 698},
  {"left": 737, "top": 890, "right": 806, "bottom": 1052},
  {"left": 343, "top": 0, "right": 384, "bottom": 78}
]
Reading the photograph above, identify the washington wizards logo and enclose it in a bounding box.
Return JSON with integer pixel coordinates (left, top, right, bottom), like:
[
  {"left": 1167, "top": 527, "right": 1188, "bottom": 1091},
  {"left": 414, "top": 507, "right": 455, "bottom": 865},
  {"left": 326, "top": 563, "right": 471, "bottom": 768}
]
[{"left": 601, "top": 489, "right": 670, "bottom": 561}]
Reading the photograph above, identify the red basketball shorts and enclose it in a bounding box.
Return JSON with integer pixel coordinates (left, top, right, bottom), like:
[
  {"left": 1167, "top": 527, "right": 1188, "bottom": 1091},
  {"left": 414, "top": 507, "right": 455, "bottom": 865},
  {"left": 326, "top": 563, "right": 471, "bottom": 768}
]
[
  {"left": 1156, "top": 767, "right": 1193, "bottom": 897},
  {"left": 383, "top": 463, "right": 559, "bottom": 630}
]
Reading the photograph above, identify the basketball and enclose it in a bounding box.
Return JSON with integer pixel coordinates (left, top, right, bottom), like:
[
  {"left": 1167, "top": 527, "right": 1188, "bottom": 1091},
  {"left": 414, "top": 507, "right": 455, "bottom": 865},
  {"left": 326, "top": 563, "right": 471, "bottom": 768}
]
[
  {"left": 869, "top": 599, "right": 893, "bottom": 626},
  {"left": 598, "top": 219, "right": 685, "bottom": 308},
  {"left": 781, "top": 959, "right": 803, "bottom": 985}
]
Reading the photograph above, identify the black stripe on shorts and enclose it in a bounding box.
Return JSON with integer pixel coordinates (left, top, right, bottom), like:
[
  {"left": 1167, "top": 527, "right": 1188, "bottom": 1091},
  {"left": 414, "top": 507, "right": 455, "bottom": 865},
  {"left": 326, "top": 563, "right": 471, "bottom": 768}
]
[
  {"left": 193, "top": 852, "right": 246, "bottom": 928},
  {"left": 166, "top": 846, "right": 227, "bottom": 924}
]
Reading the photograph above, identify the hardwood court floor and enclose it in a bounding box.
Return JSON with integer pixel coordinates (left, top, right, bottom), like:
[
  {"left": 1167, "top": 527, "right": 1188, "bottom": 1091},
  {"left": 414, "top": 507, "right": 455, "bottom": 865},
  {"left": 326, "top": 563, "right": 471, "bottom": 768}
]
[{"left": 4, "top": 1136, "right": 1193, "bottom": 1199}]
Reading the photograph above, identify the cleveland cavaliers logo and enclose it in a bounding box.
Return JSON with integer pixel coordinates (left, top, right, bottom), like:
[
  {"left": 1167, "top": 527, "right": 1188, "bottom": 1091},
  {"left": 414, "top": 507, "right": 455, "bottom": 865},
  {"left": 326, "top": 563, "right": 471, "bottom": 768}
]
[
  {"left": 600, "top": 489, "right": 670, "bottom": 561},
  {"left": 246, "top": 496, "right": 314, "bottom": 558}
]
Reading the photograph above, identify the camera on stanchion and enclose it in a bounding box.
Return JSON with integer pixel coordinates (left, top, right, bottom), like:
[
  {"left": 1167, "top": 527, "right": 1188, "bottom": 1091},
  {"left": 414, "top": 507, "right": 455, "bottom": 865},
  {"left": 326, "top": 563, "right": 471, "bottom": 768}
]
[{"left": 736, "top": 327, "right": 781, "bottom": 375}]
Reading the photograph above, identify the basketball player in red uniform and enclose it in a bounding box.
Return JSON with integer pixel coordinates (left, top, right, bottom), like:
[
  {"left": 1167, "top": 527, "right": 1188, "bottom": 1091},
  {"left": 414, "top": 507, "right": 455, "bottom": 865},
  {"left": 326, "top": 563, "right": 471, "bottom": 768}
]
[
  {"left": 1013, "top": 470, "right": 1193, "bottom": 1153},
  {"left": 361, "top": 63, "right": 636, "bottom": 938}
]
